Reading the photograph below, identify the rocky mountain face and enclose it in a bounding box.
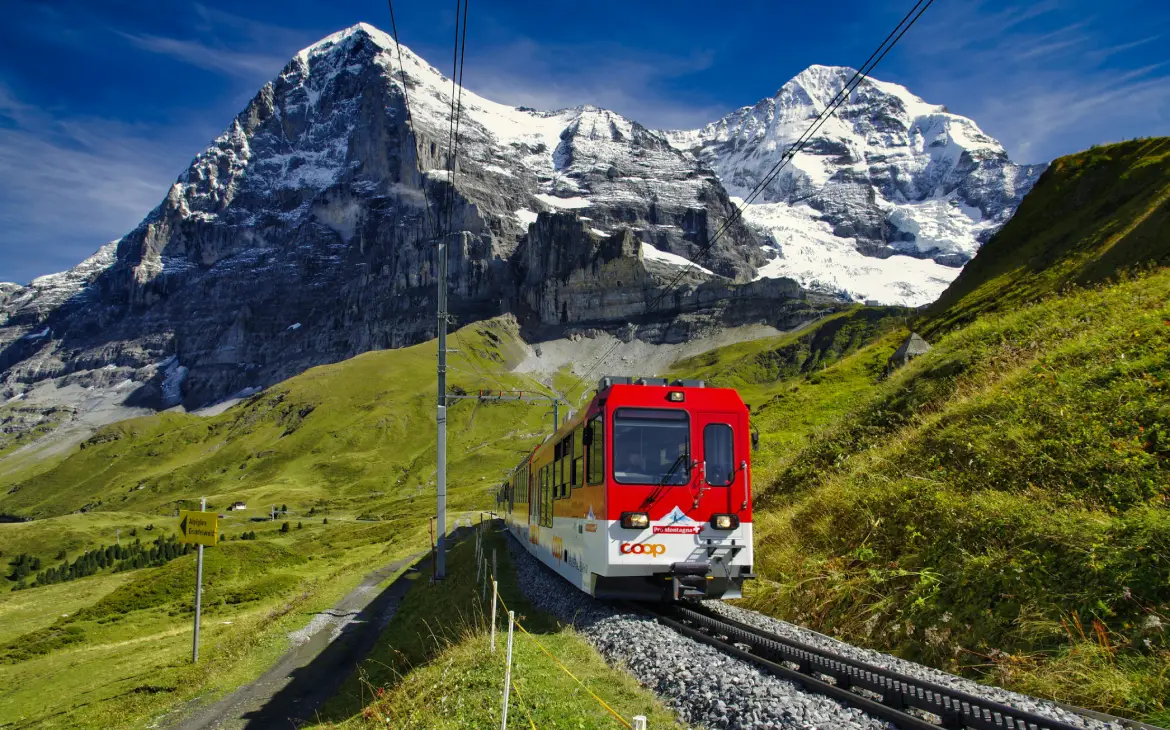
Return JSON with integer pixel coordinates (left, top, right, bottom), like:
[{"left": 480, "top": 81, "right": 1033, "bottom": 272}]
[
  {"left": 666, "top": 65, "right": 1045, "bottom": 305},
  {"left": 0, "top": 24, "right": 1036, "bottom": 417},
  {"left": 0, "top": 24, "right": 797, "bottom": 413}
]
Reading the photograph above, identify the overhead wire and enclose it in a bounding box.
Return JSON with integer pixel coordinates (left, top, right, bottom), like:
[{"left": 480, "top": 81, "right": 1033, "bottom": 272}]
[
  {"left": 384, "top": 0, "right": 438, "bottom": 241},
  {"left": 561, "top": 0, "right": 936, "bottom": 400},
  {"left": 444, "top": 0, "right": 471, "bottom": 245}
]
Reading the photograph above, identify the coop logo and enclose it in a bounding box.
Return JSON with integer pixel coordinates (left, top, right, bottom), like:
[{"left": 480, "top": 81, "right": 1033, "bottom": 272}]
[{"left": 620, "top": 542, "right": 666, "bottom": 556}]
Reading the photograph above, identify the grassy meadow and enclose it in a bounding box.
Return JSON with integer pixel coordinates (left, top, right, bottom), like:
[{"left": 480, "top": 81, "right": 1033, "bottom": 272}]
[{"left": 0, "top": 317, "right": 559, "bottom": 727}]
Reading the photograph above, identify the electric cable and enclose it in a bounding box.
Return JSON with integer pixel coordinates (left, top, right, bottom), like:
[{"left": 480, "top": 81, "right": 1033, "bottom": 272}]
[
  {"left": 385, "top": 0, "right": 439, "bottom": 241},
  {"left": 562, "top": 0, "right": 936, "bottom": 400}
]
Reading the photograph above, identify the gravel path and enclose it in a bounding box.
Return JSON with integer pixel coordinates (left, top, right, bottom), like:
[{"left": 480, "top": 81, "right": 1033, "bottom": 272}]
[
  {"left": 505, "top": 533, "right": 892, "bottom": 730},
  {"left": 703, "top": 602, "right": 1124, "bottom": 730}
]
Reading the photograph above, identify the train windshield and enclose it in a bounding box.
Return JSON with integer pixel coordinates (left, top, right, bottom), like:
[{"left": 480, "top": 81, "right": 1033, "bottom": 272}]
[{"left": 612, "top": 408, "right": 690, "bottom": 485}]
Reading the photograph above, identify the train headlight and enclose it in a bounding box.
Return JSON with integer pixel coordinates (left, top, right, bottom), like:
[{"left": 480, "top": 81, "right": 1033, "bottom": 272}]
[
  {"left": 620, "top": 512, "right": 650, "bottom": 530},
  {"left": 667, "top": 391, "right": 685, "bottom": 402},
  {"left": 711, "top": 514, "right": 739, "bottom": 530}
]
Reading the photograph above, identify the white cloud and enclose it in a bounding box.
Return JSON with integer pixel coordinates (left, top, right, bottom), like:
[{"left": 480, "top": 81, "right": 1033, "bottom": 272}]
[{"left": 118, "top": 32, "right": 289, "bottom": 79}]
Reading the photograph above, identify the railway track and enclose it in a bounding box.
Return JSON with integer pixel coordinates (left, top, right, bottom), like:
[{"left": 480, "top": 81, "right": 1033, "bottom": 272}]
[{"left": 638, "top": 602, "right": 1162, "bottom": 730}]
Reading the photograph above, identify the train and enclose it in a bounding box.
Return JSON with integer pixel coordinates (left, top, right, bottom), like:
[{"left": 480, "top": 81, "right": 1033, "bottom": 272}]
[{"left": 497, "top": 376, "right": 756, "bottom": 601}]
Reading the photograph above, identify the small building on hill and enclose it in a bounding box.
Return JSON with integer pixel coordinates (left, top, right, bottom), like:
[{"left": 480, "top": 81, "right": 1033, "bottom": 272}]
[
  {"left": 888, "top": 332, "right": 931, "bottom": 372},
  {"left": 228, "top": 501, "right": 247, "bottom": 511}
]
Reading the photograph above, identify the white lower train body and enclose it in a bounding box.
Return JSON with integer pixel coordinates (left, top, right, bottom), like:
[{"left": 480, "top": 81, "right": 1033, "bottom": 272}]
[{"left": 504, "top": 510, "right": 754, "bottom": 601}]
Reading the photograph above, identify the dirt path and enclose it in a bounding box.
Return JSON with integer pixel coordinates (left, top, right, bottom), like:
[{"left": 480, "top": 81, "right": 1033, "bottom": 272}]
[{"left": 164, "top": 539, "right": 454, "bottom": 730}]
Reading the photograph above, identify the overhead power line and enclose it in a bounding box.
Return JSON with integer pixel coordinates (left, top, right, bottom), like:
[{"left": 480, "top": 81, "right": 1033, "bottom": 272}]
[
  {"left": 385, "top": 0, "right": 438, "bottom": 241},
  {"left": 562, "top": 0, "right": 936, "bottom": 400},
  {"left": 442, "top": 0, "right": 471, "bottom": 245}
]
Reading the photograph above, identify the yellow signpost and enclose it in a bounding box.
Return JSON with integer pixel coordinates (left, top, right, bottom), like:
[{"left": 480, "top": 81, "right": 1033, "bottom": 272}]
[
  {"left": 180, "top": 501, "right": 217, "bottom": 662},
  {"left": 178, "top": 510, "right": 218, "bottom": 546}
]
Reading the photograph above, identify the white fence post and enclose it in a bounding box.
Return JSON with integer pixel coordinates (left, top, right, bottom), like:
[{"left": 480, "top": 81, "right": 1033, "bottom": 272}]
[
  {"left": 482, "top": 559, "right": 488, "bottom": 602},
  {"left": 500, "top": 610, "right": 515, "bottom": 730},
  {"left": 492, "top": 548, "right": 497, "bottom": 587},
  {"left": 476, "top": 550, "right": 482, "bottom": 585},
  {"left": 490, "top": 579, "right": 498, "bottom": 652},
  {"left": 633, "top": 716, "right": 647, "bottom": 730}
]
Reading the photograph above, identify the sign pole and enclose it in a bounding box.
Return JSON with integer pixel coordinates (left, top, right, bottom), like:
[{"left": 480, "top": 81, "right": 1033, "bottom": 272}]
[{"left": 193, "top": 496, "right": 205, "bottom": 663}]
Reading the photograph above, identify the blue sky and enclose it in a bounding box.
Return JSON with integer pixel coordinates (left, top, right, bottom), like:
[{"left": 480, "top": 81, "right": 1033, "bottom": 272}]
[{"left": 1, "top": 0, "right": 1167, "bottom": 284}]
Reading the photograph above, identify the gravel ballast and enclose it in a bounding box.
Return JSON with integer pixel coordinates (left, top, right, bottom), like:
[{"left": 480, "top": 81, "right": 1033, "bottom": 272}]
[
  {"left": 505, "top": 533, "right": 892, "bottom": 730},
  {"left": 702, "top": 602, "right": 1124, "bottom": 730},
  {"left": 503, "top": 529, "right": 1126, "bottom": 730}
]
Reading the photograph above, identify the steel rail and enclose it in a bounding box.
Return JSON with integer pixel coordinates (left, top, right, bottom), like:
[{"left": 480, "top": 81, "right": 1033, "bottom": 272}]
[{"left": 641, "top": 603, "right": 1159, "bottom": 730}]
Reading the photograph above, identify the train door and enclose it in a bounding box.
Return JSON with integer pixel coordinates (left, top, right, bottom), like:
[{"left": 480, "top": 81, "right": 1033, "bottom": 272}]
[{"left": 694, "top": 411, "right": 745, "bottom": 513}]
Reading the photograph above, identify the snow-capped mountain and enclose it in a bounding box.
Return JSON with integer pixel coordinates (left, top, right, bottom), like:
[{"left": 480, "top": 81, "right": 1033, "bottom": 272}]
[
  {"left": 666, "top": 65, "right": 1045, "bottom": 305},
  {"left": 0, "top": 25, "right": 1039, "bottom": 416},
  {"left": 0, "top": 24, "right": 783, "bottom": 411}
]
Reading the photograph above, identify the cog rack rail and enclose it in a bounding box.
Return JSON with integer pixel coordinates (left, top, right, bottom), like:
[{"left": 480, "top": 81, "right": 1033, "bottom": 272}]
[{"left": 640, "top": 603, "right": 1160, "bottom": 730}]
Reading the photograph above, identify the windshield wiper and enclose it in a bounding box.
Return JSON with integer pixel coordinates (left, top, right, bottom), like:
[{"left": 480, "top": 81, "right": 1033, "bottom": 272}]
[{"left": 640, "top": 453, "right": 689, "bottom": 510}]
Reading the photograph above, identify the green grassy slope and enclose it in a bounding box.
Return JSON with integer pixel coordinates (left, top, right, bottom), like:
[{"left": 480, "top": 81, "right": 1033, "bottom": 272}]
[
  {"left": 314, "top": 527, "right": 683, "bottom": 729},
  {"left": 0, "top": 316, "right": 551, "bottom": 524},
  {"left": 670, "top": 139, "right": 1170, "bottom": 721},
  {"left": 0, "top": 316, "right": 561, "bottom": 727},
  {"left": 670, "top": 306, "right": 911, "bottom": 480},
  {"left": 923, "top": 137, "right": 1170, "bottom": 336},
  {"left": 0, "top": 516, "right": 426, "bottom": 728},
  {"left": 737, "top": 273, "right": 1170, "bottom": 721},
  {"left": 687, "top": 142, "right": 1170, "bottom": 720}
]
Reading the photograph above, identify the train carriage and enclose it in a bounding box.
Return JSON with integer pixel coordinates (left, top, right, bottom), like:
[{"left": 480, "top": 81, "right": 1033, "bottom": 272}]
[{"left": 500, "top": 376, "right": 755, "bottom": 601}]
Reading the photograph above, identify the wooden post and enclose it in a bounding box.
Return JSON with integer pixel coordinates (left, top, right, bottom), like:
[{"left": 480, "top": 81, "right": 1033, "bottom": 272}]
[{"left": 490, "top": 579, "right": 498, "bottom": 652}]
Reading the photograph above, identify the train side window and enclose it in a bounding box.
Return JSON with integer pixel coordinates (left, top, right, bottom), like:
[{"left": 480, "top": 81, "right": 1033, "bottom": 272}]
[
  {"left": 704, "top": 423, "right": 735, "bottom": 487},
  {"left": 541, "top": 465, "right": 549, "bottom": 526},
  {"left": 545, "top": 465, "right": 554, "bottom": 526},
  {"left": 572, "top": 427, "right": 584, "bottom": 488},
  {"left": 586, "top": 416, "right": 604, "bottom": 485},
  {"left": 541, "top": 466, "right": 548, "bottom": 522}
]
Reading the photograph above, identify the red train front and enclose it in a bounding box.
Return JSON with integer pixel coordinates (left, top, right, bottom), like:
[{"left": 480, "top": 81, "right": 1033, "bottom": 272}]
[{"left": 500, "top": 376, "right": 755, "bottom": 601}]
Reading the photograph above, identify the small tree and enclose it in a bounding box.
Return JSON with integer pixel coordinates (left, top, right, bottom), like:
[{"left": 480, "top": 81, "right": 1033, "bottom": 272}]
[
  {"left": 219, "top": 533, "right": 226, "bottom": 543},
  {"left": 323, "top": 518, "right": 328, "bottom": 525},
  {"left": 280, "top": 522, "right": 290, "bottom": 533},
  {"left": 281, "top": 504, "right": 288, "bottom": 513},
  {"left": 297, "top": 522, "right": 303, "bottom": 529}
]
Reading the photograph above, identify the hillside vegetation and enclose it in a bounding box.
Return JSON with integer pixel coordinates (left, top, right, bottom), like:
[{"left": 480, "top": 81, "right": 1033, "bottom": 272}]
[
  {"left": 925, "top": 137, "right": 1170, "bottom": 335},
  {"left": 728, "top": 140, "right": 1170, "bottom": 723},
  {"left": 0, "top": 316, "right": 546, "bottom": 525},
  {"left": 313, "top": 528, "right": 682, "bottom": 729},
  {"left": 0, "top": 317, "right": 553, "bottom": 727}
]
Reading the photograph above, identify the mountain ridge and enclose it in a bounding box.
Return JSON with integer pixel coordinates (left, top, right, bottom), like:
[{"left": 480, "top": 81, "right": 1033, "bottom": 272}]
[{"left": 0, "top": 22, "right": 1037, "bottom": 423}]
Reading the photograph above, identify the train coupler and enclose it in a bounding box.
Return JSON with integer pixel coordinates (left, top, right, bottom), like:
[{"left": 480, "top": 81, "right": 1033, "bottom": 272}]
[{"left": 670, "top": 561, "right": 710, "bottom": 600}]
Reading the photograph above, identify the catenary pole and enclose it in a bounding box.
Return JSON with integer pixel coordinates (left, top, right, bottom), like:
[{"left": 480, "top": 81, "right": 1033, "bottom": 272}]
[{"left": 435, "top": 231, "right": 449, "bottom": 580}]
